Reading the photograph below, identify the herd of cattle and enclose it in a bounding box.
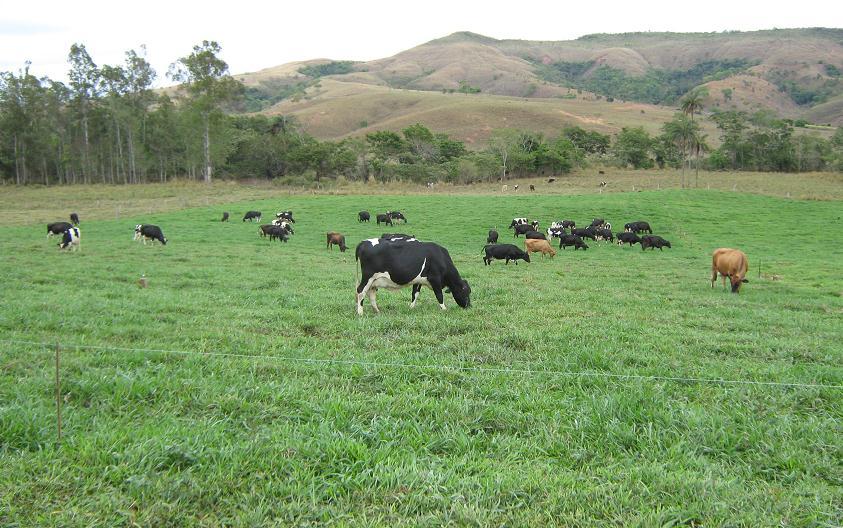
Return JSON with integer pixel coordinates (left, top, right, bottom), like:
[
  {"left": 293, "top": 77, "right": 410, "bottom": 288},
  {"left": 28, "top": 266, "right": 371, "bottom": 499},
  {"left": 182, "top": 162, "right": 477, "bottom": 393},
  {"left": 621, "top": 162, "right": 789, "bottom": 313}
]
[{"left": 44, "top": 204, "right": 750, "bottom": 315}]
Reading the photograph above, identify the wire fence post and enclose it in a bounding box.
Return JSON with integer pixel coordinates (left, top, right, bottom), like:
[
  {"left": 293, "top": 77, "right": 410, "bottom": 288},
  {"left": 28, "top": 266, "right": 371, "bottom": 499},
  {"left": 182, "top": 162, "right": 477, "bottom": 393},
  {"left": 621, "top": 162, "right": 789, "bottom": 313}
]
[{"left": 55, "top": 343, "right": 62, "bottom": 445}]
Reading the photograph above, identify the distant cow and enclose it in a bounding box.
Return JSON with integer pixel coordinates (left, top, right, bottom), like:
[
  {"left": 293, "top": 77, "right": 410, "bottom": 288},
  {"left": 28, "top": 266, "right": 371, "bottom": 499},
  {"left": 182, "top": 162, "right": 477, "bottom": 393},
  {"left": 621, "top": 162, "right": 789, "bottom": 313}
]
[
  {"left": 389, "top": 211, "right": 407, "bottom": 223},
  {"left": 509, "top": 217, "right": 528, "bottom": 228},
  {"left": 275, "top": 211, "right": 295, "bottom": 223},
  {"left": 376, "top": 213, "right": 393, "bottom": 226},
  {"left": 326, "top": 232, "right": 348, "bottom": 252},
  {"left": 355, "top": 238, "right": 471, "bottom": 314},
  {"left": 514, "top": 185, "right": 519, "bottom": 191},
  {"left": 221, "top": 212, "right": 229, "bottom": 222},
  {"left": 590, "top": 218, "right": 606, "bottom": 229},
  {"left": 624, "top": 221, "right": 652, "bottom": 234},
  {"left": 260, "top": 225, "right": 289, "bottom": 242},
  {"left": 572, "top": 227, "right": 596, "bottom": 241},
  {"left": 525, "top": 231, "right": 547, "bottom": 240},
  {"left": 547, "top": 227, "right": 566, "bottom": 239},
  {"left": 561, "top": 220, "right": 576, "bottom": 229},
  {"left": 487, "top": 230, "right": 499, "bottom": 244},
  {"left": 271, "top": 218, "right": 294, "bottom": 234},
  {"left": 641, "top": 235, "right": 671, "bottom": 251},
  {"left": 483, "top": 244, "right": 530, "bottom": 265},
  {"left": 594, "top": 228, "right": 614, "bottom": 242},
  {"left": 558, "top": 234, "right": 588, "bottom": 250},
  {"left": 525, "top": 238, "right": 556, "bottom": 258},
  {"left": 69, "top": 213, "right": 80, "bottom": 225},
  {"left": 243, "top": 211, "right": 262, "bottom": 222},
  {"left": 547, "top": 178, "right": 556, "bottom": 183},
  {"left": 513, "top": 224, "right": 535, "bottom": 237},
  {"left": 358, "top": 211, "right": 371, "bottom": 222},
  {"left": 711, "top": 248, "right": 749, "bottom": 293},
  {"left": 617, "top": 232, "right": 641, "bottom": 246},
  {"left": 59, "top": 227, "right": 81, "bottom": 251},
  {"left": 135, "top": 224, "right": 167, "bottom": 245},
  {"left": 529, "top": 184, "right": 535, "bottom": 191},
  {"left": 47, "top": 222, "right": 73, "bottom": 238}
]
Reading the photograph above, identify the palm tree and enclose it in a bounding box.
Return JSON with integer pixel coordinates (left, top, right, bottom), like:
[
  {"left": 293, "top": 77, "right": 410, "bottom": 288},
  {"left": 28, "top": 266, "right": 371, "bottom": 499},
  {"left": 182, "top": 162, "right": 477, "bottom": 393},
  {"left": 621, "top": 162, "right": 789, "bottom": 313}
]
[
  {"left": 680, "top": 88, "right": 708, "bottom": 122},
  {"left": 692, "top": 132, "right": 710, "bottom": 188},
  {"left": 662, "top": 114, "right": 699, "bottom": 188}
]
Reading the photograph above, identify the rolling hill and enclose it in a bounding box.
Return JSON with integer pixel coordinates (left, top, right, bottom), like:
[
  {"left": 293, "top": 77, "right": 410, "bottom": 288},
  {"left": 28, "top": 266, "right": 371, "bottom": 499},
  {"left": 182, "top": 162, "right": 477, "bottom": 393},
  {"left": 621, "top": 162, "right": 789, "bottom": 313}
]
[{"left": 232, "top": 28, "right": 843, "bottom": 141}]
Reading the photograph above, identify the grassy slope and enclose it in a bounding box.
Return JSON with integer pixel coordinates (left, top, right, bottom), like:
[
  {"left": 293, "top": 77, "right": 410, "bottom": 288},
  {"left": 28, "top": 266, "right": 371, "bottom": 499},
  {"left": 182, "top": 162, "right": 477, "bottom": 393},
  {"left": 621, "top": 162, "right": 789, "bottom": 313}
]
[{"left": 1, "top": 186, "right": 841, "bottom": 525}]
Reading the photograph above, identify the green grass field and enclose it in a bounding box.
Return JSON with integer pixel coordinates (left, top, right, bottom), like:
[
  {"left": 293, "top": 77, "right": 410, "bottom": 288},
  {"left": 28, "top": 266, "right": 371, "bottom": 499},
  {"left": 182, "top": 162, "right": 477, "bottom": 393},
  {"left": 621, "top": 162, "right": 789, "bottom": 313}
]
[{"left": 1, "top": 187, "right": 841, "bottom": 526}]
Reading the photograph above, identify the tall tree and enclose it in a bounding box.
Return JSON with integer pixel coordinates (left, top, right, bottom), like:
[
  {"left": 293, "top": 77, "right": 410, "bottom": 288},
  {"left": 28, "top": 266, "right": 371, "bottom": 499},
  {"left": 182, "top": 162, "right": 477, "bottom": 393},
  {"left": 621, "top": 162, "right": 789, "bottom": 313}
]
[
  {"left": 662, "top": 114, "right": 699, "bottom": 187},
  {"left": 68, "top": 44, "right": 99, "bottom": 183},
  {"left": 168, "top": 41, "right": 240, "bottom": 183}
]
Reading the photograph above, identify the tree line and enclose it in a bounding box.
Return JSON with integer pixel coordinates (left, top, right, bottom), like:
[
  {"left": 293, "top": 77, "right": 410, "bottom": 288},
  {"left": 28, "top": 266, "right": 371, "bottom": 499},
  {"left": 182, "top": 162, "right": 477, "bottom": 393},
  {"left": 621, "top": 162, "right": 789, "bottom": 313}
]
[{"left": 1, "top": 43, "right": 842, "bottom": 186}]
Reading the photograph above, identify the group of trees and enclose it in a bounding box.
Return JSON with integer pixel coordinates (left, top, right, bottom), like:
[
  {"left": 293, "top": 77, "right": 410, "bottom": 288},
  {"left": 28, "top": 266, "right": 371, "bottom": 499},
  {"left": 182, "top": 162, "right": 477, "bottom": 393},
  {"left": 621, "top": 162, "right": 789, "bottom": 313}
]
[{"left": 1, "top": 43, "right": 842, "bottom": 187}]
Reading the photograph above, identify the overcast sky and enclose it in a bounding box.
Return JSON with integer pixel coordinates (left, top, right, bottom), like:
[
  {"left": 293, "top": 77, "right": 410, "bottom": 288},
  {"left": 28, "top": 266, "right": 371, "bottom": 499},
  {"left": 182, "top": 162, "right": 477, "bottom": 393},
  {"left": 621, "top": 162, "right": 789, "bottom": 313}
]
[{"left": 2, "top": 0, "right": 841, "bottom": 86}]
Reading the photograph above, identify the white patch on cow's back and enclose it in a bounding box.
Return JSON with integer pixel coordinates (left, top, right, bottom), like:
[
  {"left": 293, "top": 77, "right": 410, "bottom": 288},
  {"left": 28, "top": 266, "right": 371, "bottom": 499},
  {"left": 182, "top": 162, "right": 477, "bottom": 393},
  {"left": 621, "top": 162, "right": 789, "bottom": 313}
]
[{"left": 366, "top": 238, "right": 380, "bottom": 246}]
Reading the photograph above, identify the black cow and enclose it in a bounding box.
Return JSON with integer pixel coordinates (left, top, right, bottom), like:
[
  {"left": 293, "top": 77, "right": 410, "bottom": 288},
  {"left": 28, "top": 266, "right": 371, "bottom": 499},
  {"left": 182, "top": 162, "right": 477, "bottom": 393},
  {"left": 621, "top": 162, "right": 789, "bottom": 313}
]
[
  {"left": 243, "top": 211, "right": 262, "bottom": 222},
  {"left": 487, "top": 230, "right": 499, "bottom": 244},
  {"left": 624, "top": 221, "right": 652, "bottom": 234},
  {"left": 275, "top": 211, "right": 295, "bottom": 223},
  {"left": 641, "top": 235, "right": 671, "bottom": 251},
  {"left": 483, "top": 244, "right": 530, "bottom": 265},
  {"left": 590, "top": 218, "right": 606, "bottom": 229},
  {"left": 617, "top": 232, "right": 641, "bottom": 246},
  {"left": 561, "top": 220, "right": 576, "bottom": 229},
  {"left": 547, "top": 178, "right": 556, "bottom": 183},
  {"left": 136, "top": 224, "right": 167, "bottom": 245},
  {"left": 558, "top": 234, "right": 588, "bottom": 250},
  {"left": 271, "top": 218, "right": 294, "bottom": 234},
  {"left": 47, "top": 222, "right": 73, "bottom": 238},
  {"left": 221, "top": 212, "right": 229, "bottom": 222},
  {"left": 529, "top": 185, "right": 535, "bottom": 191},
  {"left": 355, "top": 239, "right": 470, "bottom": 314},
  {"left": 513, "top": 224, "right": 534, "bottom": 237},
  {"left": 376, "top": 213, "right": 393, "bottom": 226},
  {"left": 389, "top": 211, "right": 407, "bottom": 223},
  {"left": 358, "top": 211, "right": 371, "bottom": 222},
  {"left": 525, "top": 231, "right": 546, "bottom": 240},
  {"left": 69, "top": 213, "right": 80, "bottom": 225},
  {"left": 572, "top": 227, "right": 596, "bottom": 241},
  {"left": 267, "top": 225, "right": 289, "bottom": 242},
  {"left": 594, "top": 228, "right": 614, "bottom": 242}
]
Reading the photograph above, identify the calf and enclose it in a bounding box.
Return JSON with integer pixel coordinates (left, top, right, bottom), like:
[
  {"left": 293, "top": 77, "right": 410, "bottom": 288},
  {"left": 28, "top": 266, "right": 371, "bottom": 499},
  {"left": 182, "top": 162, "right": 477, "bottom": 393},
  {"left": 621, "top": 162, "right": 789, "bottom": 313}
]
[
  {"left": 59, "top": 227, "right": 81, "bottom": 251},
  {"left": 47, "top": 222, "right": 73, "bottom": 239},
  {"left": 483, "top": 244, "right": 530, "bottom": 265},
  {"left": 358, "top": 211, "right": 370, "bottom": 222},
  {"left": 243, "top": 211, "right": 262, "bottom": 222},
  {"left": 525, "top": 231, "right": 547, "bottom": 240},
  {"left": 640, "top": 235, "right": 671, "bottom": 251},
  {"left": 326, "top": 232, "right": 348, "bottom": 252},
  {"left": 376, "top": 213, "right": 393, "bottom": 226},
  {"left": 487, "top": 230, "right": 499, "bottom": 244},
  {"left": 617, "top": 232, "right": 641, "bottom": 246},
  {"left": 135, "top": 224, "right": 167, "bottom": 245},
  {"left": 221, "top": 212, "right": 229, "bottom": 222},
  {"left": 711, "top": 248, "right": 749, "bottom": 293},
  {"left": 69, "top": 213, "right": 80, "bottom": 225},
  {"left": 558, "top": 234, "right": 588, "bottom": 250},
  {"left": 525, "top": 238, "right": 556, "bottom": 259},
  {"left": 355, "top": 239, "right": 470, "bottom": 314},
  {"left": 513, "top": 224, "right": 535, "bottom": 237}
]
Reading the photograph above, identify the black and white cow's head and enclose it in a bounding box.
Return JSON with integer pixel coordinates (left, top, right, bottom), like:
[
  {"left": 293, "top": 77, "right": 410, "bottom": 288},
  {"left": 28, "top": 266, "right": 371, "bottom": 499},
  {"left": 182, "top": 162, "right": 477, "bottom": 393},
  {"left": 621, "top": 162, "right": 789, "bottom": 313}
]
[{"left": 450, "top": 279, "right": 471, "bottom": 308}]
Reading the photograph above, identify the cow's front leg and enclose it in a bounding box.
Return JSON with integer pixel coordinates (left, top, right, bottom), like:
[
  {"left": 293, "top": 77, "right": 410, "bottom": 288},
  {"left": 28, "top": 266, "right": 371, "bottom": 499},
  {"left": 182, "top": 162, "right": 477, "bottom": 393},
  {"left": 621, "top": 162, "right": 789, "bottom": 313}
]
[
  {"left": 430, "top": 284, "right": 446, "bottom": 310},
  {"left": 410, "top": 284, "right": 422, "bottom": 308}
]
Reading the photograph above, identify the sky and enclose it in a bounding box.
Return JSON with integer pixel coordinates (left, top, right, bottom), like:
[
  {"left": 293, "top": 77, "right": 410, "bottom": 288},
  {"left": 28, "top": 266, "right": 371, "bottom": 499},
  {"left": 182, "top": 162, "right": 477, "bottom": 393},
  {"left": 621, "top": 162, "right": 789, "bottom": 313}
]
[{"left": 2, "top": 0, "right": 841, "bottom": 86}]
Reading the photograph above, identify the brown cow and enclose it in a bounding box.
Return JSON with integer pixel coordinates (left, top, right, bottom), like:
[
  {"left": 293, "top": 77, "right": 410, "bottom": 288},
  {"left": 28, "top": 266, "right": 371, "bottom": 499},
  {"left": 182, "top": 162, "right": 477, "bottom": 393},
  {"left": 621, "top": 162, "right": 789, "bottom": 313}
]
[
  {"left": 327, "top": 232, "right": 348, "bottom": 252},
  {"left": 711, "top": 248, "right": 749, "bottom": 293},
  {"left": 525, "top": 238, "right": 556, "bottom": 259}
]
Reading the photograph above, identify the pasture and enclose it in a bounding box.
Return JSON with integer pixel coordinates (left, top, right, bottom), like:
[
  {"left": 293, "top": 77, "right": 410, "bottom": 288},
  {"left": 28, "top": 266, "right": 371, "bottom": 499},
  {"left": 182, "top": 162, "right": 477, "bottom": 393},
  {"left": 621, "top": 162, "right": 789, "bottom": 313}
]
[{"left": 1, "top": 186, "right": 841, "bottom": 526}]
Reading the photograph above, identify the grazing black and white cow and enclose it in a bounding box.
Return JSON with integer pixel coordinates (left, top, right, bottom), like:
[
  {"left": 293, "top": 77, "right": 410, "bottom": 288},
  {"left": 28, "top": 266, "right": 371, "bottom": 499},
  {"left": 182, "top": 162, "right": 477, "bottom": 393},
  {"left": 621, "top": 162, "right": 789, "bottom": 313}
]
[
  {"left": 483, "top": 244, "right": 530, "bottom": 265},
  {"left": 513, "top": 224, "right": 535, "bottom": 237},
  {"left": 389, "top": 211, "right": 407, "bottom": 223},
  {"left": 59, "top": 227, "right": 81, "bottom": 251},
  {"left": 47, "top": 222, "right": 73, "bottom": 239},
  {"left": 487, "top": 230, "right": 499, "bottom": 244},
  {"left": 558, "top": 234, "right": 589, "bottom": 250},
  {"left": 640, "top": 235, "right": 671, "bottom": 251},
  {"left": 561, "top": 220, "right": 576, "bottom": 230},
  {"left": 590, "top": 218, "right": 606, "bottom": 229},
  {"left": 69, "top": 213, "right": 80, "bottom": 225},
  {"left": 572, "top": 227, "right": 596, "bottom": 241},
  {"left": 268, "top": 226, "right": 289, "bottom": 242},
  {"left": 358, "top": 211, "right": 371, "bottom": 222},
  {"left": 547, "top": 227, "right": 566, "bottom": 239},
  {"left": 355, "top": 239, "right": 470, "bottom": 314},
  {"left": 624, "top": 221, "right": 653, "bottom": 234},
  {"left": 594, "top": 228, "right": 614, "bottom": 242},
  {"left": 271, "top": 218, "right": 294, "bottom": 234},
  {"left": 376, "top": 213, "right": 393, "bottom": 226},
  {"left": 530, "top": 220, "right": 540, "bottom": 231},
  {"left": 509, "top": 217, "right": 528, "bottom": 229},
  {"left": 617, "top": 232, "right": 642, "bottom": 246},
  {"left": 221, "top": 212, "right": 229, "bottom": 222},
  {"left": 243, "top": 211, "right": 262, "bottom": 222},
  {"left": 525, "top": 231, "right": 547, "bottom": 240},
  {"left": 134, "top": 224, "right": 167, "bottom": 245},
  {"left": 275, "top": 211, "right": 295, "bottom": 223}
]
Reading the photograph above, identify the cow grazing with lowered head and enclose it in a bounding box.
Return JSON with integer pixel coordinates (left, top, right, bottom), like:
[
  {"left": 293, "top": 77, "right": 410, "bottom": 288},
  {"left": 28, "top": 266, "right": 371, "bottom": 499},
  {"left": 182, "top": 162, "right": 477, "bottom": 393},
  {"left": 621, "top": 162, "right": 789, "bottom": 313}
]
[
  {"left": 376, "top": 213, "right": 393, "bottom": 226},
  {"left": 487, "top": 230, "right": 499, "bottom": 244},
  {"left": 271, "top": 218, "right": 294, "bottom": 234},
  {"left": 389, "top": 211, "right": 407, "bottom": 223},
  {"left": 558, "top": 234, "right": 589, "bottom": 250},
  {"left": 59, "top": 227, "right": 81, "bottom": 251},
  {"left": 243, "top": 211, "right": 262, "bottom": 222},
  {"left": 47, "top": 222, "right": 73, "bottom": 239},
  {"left": 572, "top": 227, "right": 596, "bottom": 241},
  {"left": 640, "top": 235, "right": 671, "bottom": 251},
  {"left": 513, "top": 223, "right": 535, "bottom": 237},
  {"left": 134, "top": 224, "right": 167, "bottom": 245},
  {"left": 624, "top": 221, "right": 652, "bottom": 234},
  {"left": 275, "top": 211, "right": 295, "bottom": 223},
  {"left": 525, "top": 231, "right": 546, "bottom": 240},
  {"left": 594, "top": 228, "right": 614, "bottom": 242},
  {"left": 617, "top": 232, "right": 641, "bottom": 246},
  {"left": 711, "top": 248, "right": 749, "bottom": 293},
  {"left": 355, "top": 238, "right": 470, "bottom": 314},
  {"left": 326, "top": 232, "right": 348, "bottom": 252},
  {"left": 267, "top": 226, "right": 289, "bottom": 242},
  {"left": 358, "top": 211, "right": 370, "bottom": 222},
  {"left": 590, "top": 218, "right": 606, "bottom": 229},
  {"left": 69, "top": 213, "right": 80, "bottom": 225},
  {"left": 483, "top": 244, "right": 530, "bottom": 265},
  {"left": 509, "top": 217, "right": 528, "bottom": 229},
  {"left": 525, "top": 238, "right": 556, "bottom": 259},
  {"left": 221, "top": 212, "right": 229, "bottom": 222}
]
